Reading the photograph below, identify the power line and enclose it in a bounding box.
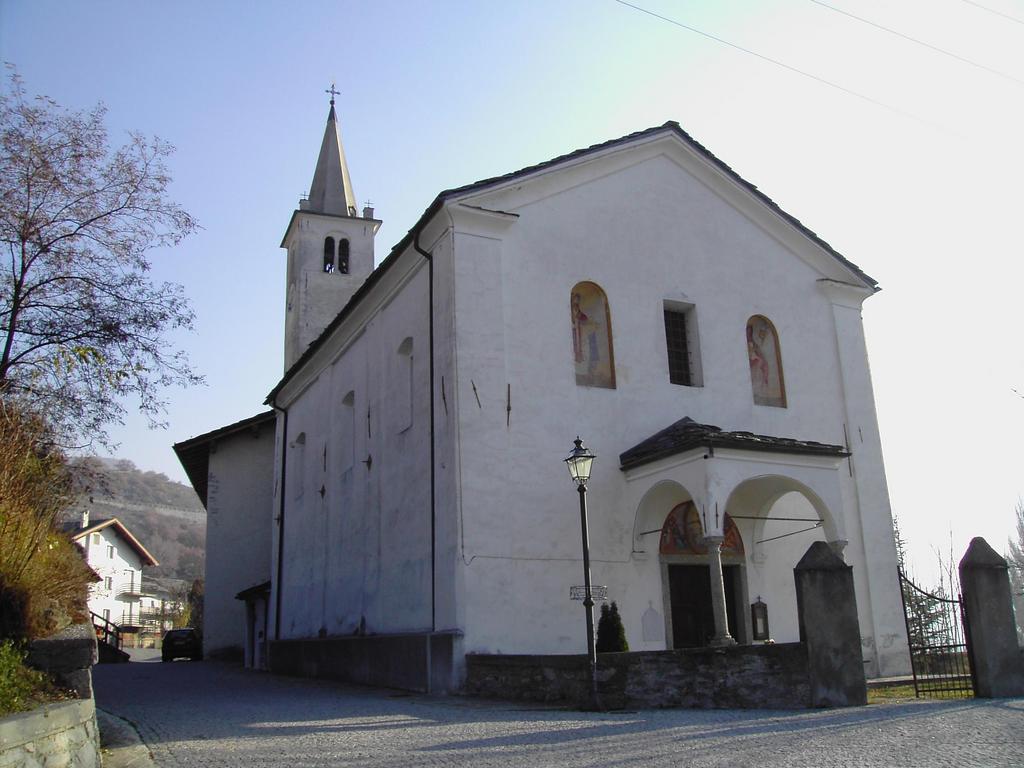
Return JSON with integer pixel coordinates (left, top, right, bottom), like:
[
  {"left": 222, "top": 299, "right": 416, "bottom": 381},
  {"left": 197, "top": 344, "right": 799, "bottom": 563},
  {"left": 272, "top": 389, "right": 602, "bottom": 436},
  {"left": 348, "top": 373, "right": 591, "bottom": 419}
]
[
  {"left": 960, "top": 0, "right": 1024, "bottom": 27},
  {"left": 810, "top": 0, "right": 1024, "bottom": 87},
  {"left": 610, "top": 0, "right": 944, "bottom": 130}
]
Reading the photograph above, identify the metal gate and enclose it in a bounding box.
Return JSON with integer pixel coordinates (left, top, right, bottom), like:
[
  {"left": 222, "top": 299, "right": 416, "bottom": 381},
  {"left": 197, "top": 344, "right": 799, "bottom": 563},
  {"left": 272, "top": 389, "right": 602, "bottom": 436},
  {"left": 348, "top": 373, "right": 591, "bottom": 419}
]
[{"left": 897, "top": 567, "right": 974, "bottom": 698}]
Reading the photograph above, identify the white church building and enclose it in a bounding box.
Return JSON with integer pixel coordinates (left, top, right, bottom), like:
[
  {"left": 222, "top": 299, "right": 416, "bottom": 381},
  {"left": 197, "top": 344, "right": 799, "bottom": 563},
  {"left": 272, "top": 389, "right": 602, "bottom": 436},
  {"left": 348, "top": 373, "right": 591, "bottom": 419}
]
[{"left": 176, "top": 96, "right": 910, "bottom": 689}]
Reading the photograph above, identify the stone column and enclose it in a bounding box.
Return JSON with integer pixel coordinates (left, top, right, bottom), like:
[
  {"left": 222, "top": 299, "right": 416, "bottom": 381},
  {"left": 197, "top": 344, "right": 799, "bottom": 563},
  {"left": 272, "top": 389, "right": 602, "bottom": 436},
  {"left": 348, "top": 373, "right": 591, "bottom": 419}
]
[
  {"left": 958, "top": 537, "right": 1024, "bottom": 698},
  {"left": 705, "top": 535, "right": 736, "bottom": 646}
]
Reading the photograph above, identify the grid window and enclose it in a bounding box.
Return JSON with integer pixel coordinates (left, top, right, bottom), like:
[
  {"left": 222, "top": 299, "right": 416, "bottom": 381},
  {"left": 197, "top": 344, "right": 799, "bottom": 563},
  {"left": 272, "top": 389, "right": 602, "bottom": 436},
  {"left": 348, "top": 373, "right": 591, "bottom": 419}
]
[
  {"left": 664, "top": 309, "right": 691, "bottom": 386},
  {"left": 107, "top": 545, "right": 114, "bottom": 559}
]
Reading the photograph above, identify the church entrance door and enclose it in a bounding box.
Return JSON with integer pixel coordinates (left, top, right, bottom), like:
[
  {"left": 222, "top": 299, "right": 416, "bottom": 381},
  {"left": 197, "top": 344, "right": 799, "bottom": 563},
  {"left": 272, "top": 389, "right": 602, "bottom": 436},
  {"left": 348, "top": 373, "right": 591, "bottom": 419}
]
[{"left": 668, "top": 564, "right": 739, "bottom": 648}]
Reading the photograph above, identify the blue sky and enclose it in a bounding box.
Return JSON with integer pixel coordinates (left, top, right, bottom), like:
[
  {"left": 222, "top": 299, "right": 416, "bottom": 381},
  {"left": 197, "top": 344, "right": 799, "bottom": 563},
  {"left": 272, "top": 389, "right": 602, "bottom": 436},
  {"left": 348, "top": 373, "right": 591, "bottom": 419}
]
[{"left": 4, "top": 0, "right": 1023, "bottom": 582}]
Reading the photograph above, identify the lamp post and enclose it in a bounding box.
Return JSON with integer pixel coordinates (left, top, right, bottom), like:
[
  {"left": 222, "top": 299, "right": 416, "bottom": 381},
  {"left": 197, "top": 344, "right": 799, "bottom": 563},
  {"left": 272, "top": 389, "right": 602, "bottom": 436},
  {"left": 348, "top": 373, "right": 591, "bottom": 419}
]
[{"left": 564, "top": 436, "right": 598, "bottom": 708}]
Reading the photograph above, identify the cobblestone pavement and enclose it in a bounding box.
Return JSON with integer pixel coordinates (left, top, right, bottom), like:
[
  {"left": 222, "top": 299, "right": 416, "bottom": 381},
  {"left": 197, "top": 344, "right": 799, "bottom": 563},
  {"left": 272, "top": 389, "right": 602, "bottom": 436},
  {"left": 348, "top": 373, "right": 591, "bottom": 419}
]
[{"left": 93, "top": 660, "right": 1024, "bottom": 767}]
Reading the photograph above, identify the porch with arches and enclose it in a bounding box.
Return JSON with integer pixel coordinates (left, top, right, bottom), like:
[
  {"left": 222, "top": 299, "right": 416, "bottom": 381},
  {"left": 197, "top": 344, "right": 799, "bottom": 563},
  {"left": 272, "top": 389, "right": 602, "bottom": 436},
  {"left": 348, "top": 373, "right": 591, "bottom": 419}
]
[{"left": 619, "top": 417, "right": 850, "bottom": 650}]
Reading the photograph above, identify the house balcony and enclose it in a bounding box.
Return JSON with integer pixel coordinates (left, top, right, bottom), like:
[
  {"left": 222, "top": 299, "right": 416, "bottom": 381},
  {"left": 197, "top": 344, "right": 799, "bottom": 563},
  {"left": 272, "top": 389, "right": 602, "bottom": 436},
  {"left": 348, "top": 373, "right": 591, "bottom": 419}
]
[{"left": 115, "top": 582, "right": 144, "bottom": 600}]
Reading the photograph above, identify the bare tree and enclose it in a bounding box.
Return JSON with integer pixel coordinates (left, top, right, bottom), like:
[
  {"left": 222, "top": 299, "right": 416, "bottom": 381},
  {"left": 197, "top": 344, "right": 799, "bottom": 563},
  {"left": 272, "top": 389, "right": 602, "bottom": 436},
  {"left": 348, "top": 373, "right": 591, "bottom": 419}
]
[
  {"left": 1007, "top": 501, "right": 1024, "bottom": 643},
  {"left": 0, "top": 68, "right": 200, "bottom": 447}
]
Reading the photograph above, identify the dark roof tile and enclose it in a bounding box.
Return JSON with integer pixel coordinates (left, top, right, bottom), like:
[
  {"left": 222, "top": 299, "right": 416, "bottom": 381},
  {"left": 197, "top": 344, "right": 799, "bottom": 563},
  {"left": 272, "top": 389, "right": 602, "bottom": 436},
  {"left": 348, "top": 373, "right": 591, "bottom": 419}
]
[{"left": 619, "top": 417, "right": 848, "bottom": 471}]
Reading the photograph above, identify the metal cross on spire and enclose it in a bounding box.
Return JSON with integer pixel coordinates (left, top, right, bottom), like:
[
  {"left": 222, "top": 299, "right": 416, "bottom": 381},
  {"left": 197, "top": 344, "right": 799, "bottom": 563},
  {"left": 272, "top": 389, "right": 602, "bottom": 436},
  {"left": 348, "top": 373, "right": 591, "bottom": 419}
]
[{"left": 325, "top": 82, "right": 340, "bottom": 106}]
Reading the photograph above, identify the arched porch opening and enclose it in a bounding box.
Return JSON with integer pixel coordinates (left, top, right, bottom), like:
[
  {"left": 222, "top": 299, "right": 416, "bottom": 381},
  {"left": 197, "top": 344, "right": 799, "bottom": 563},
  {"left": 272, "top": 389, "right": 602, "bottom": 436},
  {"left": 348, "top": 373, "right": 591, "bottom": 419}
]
[
  {"left": 725, "top": 474, "right": 841, "bottom": 548},
  {"left": 631, "top": 479, "right": 694, "bottom": 557},
  {"left": 724, "top": 475, "right": 841, "bottom": 645}
]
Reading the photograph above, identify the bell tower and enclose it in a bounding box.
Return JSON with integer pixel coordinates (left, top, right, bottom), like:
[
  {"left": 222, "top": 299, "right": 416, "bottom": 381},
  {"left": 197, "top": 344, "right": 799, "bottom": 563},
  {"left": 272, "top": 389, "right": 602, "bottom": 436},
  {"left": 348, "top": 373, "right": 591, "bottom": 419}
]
[{"left": 282, "top": 86, "right": 381, "bottom": 370}]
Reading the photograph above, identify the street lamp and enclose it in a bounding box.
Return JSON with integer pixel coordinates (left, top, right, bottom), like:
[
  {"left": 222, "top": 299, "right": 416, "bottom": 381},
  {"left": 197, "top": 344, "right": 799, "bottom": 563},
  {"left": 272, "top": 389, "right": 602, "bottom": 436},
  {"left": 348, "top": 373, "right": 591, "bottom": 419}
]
[{"left": 564, "top": 436, "right": 598, "bottom": 708}]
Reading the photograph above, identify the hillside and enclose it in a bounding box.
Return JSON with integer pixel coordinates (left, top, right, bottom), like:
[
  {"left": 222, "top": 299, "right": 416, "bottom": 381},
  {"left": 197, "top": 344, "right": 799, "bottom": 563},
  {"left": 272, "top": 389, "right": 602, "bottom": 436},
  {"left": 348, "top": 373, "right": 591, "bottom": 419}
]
[{"left": 67, "top": 458, "right": 206, "bottom": 584}]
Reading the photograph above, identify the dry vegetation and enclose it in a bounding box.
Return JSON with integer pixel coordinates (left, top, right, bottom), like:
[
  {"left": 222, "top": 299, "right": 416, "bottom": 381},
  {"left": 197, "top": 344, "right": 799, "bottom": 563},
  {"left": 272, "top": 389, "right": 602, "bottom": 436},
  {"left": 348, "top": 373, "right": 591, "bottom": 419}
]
[{"left": 0, "top": 403, "right": 97, "bottom": 641}]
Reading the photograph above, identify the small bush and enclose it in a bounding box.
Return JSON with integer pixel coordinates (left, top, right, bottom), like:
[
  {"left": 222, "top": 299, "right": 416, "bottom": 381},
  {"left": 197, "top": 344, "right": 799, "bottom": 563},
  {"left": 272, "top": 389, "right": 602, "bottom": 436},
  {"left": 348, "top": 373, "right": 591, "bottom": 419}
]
[
  {"left": 596, "top": 601, "right": 629, "bottom": 653},
  {"left": 0, "top": 640, "right": 61, "bottom": 716}
]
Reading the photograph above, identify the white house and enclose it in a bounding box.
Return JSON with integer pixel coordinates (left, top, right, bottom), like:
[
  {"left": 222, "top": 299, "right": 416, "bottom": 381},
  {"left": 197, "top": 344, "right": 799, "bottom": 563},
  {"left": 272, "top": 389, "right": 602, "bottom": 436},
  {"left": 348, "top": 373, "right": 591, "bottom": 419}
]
[
  {"left": 66, "top": 512, "right": 158, "bottom": 630},
  {"left": 178, "top": 99, "right": 911, "bottom": 687},
  {"left": 175, "top": 411, "right": 275, "bottom": 663}
]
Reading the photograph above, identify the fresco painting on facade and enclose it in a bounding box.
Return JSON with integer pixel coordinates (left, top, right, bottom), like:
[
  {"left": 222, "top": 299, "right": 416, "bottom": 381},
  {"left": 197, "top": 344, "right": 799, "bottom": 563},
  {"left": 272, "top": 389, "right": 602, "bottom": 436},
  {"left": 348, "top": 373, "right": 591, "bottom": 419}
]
[
  {"left": 747, "top": 315, "right": 786, "bottom": 407},
  {"left": 659, "top": 502, "right": 744, "bottom": 556},
  {"left": 571, "top": 281, "right": 615, "bottom": 388}
]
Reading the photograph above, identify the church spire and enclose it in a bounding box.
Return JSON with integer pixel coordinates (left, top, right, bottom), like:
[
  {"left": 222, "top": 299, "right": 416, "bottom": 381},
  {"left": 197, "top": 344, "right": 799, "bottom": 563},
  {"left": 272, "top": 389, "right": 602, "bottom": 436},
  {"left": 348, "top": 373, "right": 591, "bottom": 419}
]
[{"left": 305, "top": 83, "right": 357, "bottom": 217}]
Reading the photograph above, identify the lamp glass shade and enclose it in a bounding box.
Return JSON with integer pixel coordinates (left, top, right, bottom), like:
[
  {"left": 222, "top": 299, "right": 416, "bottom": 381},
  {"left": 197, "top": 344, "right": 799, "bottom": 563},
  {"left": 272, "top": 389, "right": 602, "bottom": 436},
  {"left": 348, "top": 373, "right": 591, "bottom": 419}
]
[{"left": 564, "top": 438, "right": 595, "bottom": 485}]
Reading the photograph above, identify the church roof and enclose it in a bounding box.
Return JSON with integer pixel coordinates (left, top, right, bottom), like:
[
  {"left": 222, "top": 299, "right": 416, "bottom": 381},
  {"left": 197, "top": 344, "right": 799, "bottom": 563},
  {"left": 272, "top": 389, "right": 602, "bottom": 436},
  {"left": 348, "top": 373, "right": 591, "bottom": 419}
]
[
  {"left": 305, "top": 101, "right": 358, "bottom": 217},
  {"left": 268, "top": 121, "right": 878, "bottom": 404},
  {"left": 428, "top": 120, "right": 877, "bottom": 289},
  {"left": 619, "top": 417, "right": 849, "bottom": 471}
]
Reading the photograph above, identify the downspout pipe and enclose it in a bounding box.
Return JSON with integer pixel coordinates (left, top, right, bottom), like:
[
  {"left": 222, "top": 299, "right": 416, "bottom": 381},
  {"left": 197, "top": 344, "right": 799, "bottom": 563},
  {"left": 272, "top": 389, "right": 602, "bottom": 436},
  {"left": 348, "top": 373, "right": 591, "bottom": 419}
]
[
  {"left": 272, "top": 404, "right": 288, "bottom": 640},
  {"left": 413, "top": 230, "right": 437, "bottom": 634}
]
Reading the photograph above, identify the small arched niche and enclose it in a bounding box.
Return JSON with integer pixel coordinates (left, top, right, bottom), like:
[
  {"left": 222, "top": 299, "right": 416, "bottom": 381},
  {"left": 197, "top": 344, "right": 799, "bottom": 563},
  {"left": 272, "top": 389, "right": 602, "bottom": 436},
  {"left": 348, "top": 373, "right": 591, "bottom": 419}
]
[
  {"left": 570, "top": 281, "right": 615, "bottom": 389},
  {"left": 746, "top": 315, "right": 785, "bottom": 407}
]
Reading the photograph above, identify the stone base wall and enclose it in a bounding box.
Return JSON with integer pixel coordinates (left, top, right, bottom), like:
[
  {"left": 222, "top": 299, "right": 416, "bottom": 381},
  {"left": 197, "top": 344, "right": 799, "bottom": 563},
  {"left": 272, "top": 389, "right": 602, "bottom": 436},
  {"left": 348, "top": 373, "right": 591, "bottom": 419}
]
[
  {"left": 270, "top": 631, "right": 457, "bottom": 693},
  {"left": 0, "top": 699, "right": 99, "bottom": 768},
  {"left": 25, "top": 624, "right": 98, "bottom": 698},
  {"left": 465, "top": 644, "right": 812, "bottom": 709}
]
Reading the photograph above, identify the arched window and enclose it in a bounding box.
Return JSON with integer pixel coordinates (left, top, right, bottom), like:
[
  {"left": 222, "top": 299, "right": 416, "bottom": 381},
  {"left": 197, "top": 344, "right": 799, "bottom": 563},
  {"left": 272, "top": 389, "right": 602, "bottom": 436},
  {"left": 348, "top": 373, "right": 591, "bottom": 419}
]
[
  {"left": 396, "top": 337, "right": 413, "bottom": 431},
  {"left": 338, "top": 239, "right": 350, "bottom": 275},
  {"left": 746, "top": 315, "right": 786, "bottom": 407},
  {"left": 339, "top": 391, "right": 355, "bottom": 471},
  {"left": 291, "top": 431, "right": 307, "bottom": 501},
  {"left": 570, "top": 281, "right": 615, "bottom": 389},
  {"left": 323, "top": 237, "right": 335, "bottom": 273}
]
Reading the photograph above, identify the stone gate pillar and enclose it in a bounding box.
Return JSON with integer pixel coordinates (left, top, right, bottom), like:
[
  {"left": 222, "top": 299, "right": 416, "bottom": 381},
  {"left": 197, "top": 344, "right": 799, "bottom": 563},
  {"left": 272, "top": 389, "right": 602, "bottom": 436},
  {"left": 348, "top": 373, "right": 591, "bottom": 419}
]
[
  {"left": 794, "top": 541, "right": 867, "bottom": 707},
  {"left": 958, "top": 537, "right": 1024, "bottom": 698}
]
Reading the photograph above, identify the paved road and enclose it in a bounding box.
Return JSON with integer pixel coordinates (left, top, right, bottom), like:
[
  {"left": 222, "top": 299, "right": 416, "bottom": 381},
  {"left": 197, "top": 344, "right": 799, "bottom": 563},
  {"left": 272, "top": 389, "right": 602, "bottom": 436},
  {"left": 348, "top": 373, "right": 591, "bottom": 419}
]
[{"left": 94, "top": 660, "right": 1024, "bottom": 767}]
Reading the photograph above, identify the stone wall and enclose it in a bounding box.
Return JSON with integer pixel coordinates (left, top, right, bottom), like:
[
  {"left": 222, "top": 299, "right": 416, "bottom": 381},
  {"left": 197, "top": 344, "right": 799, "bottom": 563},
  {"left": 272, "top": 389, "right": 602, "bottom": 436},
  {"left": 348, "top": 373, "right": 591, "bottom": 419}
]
[
  {"left": 0, "top": 699, "right": 99, "bottom": 768},
  {"left": 25, "top": 624, "right": 97, "bottom": 699},
  {"left": 464, "top": 643, "right": 811, "bottom": 709}
]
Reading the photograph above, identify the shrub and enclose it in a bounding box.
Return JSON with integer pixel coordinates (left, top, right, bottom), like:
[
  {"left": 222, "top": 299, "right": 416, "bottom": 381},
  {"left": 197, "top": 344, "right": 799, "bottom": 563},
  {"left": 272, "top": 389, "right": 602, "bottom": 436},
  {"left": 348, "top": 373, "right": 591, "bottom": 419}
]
[
  {"left": 596, "top": 601, "right": 629, "bottom": 653},
  {"left": 0, "top": 640, "right": 61, "bottom": 716},
  {"left": 0, "top": 403, "right": 96, "bottom": 640}
]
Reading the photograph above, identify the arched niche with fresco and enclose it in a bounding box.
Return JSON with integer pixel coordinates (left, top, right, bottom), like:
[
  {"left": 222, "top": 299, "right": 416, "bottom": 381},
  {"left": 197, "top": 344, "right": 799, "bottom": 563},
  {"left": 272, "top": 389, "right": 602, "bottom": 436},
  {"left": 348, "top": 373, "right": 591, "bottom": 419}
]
[
  {"left": 570, "top": 281, "right": 616, "bottom": 389},
  {"left": 746, "top": 314, "right": 786, "bottom": 408}
]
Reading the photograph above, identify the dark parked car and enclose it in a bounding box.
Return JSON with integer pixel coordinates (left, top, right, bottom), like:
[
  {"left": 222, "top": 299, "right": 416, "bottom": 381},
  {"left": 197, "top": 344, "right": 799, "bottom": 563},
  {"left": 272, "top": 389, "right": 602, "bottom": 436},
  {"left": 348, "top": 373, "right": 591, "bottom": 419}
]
[{"left": 162, "top": 628, "right": 202, "bottom": 662}]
